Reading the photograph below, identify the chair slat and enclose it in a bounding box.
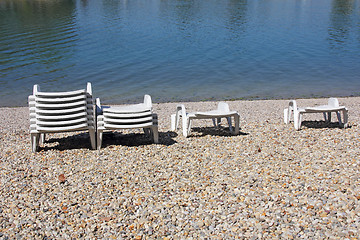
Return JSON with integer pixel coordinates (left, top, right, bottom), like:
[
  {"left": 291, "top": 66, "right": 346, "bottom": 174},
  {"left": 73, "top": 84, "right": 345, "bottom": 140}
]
[
  {"left": 34, "top": 111, "right": 88, "bottom": 120},
  {"left": 103, "top": 122, "right": 155, "bottom": 129},
  {"left": 37, "top": 123, "right": 90, "bottom": 132},
  {"left": 35, "top": 105, "right": 89, "bottom": 115},
  {"left": 35, "top": 100, "right": 87, "bottom": 109},
  {"left": 36, "top": 89, "right": 86, "bottom": 97},
  {"left": 104, "top": 116, "right": 153, "bottom": 124},
  {"left": 35, "top": 94, "right": 86, "bottom": 103},
  {"left": 37, "top": 118, "right": 88, "bottom": 126},
  {"left": 104, "top": 111, "right": 152, "bottom": 118}
]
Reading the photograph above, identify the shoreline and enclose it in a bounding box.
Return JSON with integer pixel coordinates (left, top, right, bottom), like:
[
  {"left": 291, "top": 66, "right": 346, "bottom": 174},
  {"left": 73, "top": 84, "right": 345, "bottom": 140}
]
[{"left": 1, "top": 97, "right": 360, "bottom": 238}]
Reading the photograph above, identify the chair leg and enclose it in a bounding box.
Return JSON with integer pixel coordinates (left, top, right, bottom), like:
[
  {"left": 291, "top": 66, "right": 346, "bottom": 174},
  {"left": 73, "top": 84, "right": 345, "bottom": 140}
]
[
  {"left": 343, "top": 110, "right": 348, "bottom": 128},
  {"left": 336, "top": 111, "right": 342, "bottom": 127},
  {"left": 216, "top": 117, "right": 221, "bottom": 127},
  {"left": 287, "top": 106, "right": 294, "bottom": 124},
  {"left": 171, "top": 114, "right": 176, "bottom": 131},
  {"left": 89, "top": 129, "right": 96, "bottom": 150},
  {"left": 183, "top": 116, "right": 189, "bottom": 137},
  {"left": 97, "top": 129, "right": 103, "bottom": 150},
  {"left": 39, "top": 133, "right": 45, "bottom": 145},
  {"left": 176, "top": 112, "right": 181, "bottom": 130},
  {"left": 212, "top": 118, "right": 216, "bottom": 128},
  {"left": 144, "top": 128, "right": 151, "bottom": 137},
  {"left": 227, "top": 117, "right": 233, "bottom": 132},
  {"left": 323, "top": 112, "right": 328, "bottom": 122},
  {"left": 233, "top": 115, "right": 240, "bottom": 135},
  {"left": 31, "top": 133, "right": 39, "bottom": 153},
  {"left": 294, "top": 112, "right": 302, "bottom": 130},
  {"left": 172, "top": 107, "right": 183, "bottom": 131},
  {"left": 284, "top": 108, "right": 288, "bottom": 124},
  {"left": 338, "top": 110, "right": 348, "bottom": 128},
  {"left": 185, "top": 118, "right": 192, "bottom": 137},
  {"left": 152, "top": 126, "right": 159, "bottom": 143}
]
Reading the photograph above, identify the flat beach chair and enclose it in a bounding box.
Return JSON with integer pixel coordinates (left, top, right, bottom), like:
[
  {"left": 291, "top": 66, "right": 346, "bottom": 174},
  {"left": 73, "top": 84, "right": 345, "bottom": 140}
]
[
  {"left": 96, "top": 95, "right": 159, "bottom": 150},
  {"left": 29, "top": 82, "right": 96, "bottom": 152},
  {"left": 171, "top": 102, "right": 240, "bottom": 137},
  {"left": 284, "top": 98, "right": 348, "bottom": 130}
]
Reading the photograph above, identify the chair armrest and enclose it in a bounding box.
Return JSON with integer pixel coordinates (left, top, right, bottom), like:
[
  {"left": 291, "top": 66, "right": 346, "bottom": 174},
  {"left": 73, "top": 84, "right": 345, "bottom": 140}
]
[
  {"left": 176, "top": 104, "right": 187, "bottom": 118},
  {"left": 288, "top": 100, "right": 297, "bottom": 110}
]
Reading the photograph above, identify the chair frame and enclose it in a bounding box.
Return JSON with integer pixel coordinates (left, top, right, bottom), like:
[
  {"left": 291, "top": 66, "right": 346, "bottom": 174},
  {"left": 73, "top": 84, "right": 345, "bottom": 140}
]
[
  {"left": 284, "top": 98, "right": 348, "bottom": 130},
  {"left": 171, "top": 102, "right": 240, "bottom": 137},
  {"left": 29, "top": 82, "right": 96, "bottom": 152},
  {"left": 96, "top": 95, "right": 159, "bottom": 150}
]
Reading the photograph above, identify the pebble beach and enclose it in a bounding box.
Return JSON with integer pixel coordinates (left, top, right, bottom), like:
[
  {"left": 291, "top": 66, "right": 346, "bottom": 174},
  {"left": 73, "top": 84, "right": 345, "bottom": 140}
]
[{"left": 1, "top": 97, "right": 360, "bottom": 239}]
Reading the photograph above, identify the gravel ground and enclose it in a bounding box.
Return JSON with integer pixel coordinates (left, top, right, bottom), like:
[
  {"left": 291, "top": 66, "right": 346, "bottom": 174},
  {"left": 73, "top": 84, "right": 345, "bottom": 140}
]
[{"left": 0, "top": 97, "right": 359, "bottom": 239}]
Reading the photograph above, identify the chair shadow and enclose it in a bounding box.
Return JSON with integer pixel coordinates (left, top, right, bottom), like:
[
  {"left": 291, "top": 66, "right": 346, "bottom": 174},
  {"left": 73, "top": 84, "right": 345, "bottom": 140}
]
[
  {"left": 42, "top": 132, "right": 94, "bottom": 151},
  {"left": 191, "top": 126, "right": 248, "bottom": 137},
  {"left": 101, "top": 131, "right": 177, "bottom": 148},
  {"left": 40, "top": 131, "right": 177, "bottom": 151},
  {"left": 302, "top": 121, "right": 350, "bottom": 129}
]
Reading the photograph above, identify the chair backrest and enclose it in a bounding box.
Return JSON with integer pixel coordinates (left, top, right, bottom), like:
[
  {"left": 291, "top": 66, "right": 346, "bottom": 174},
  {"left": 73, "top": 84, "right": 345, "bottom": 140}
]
[
  {"left": 143, "top": 94, "right": 152, "bottom": 108},
  {"left": 29, "top": 83, "right": 94, "bottom": 133},
  {"left": 217, "top": 102, "right": 230, "bottom": 112},
  {"left": 328, "top": 98, "right": 339, "bottom": 107}
]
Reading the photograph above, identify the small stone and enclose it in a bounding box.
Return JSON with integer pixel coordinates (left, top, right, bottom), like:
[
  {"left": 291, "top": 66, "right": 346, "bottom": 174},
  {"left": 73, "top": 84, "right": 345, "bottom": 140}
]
[{"left": 58, "top": 174, "right": 66, "bottom": 183}]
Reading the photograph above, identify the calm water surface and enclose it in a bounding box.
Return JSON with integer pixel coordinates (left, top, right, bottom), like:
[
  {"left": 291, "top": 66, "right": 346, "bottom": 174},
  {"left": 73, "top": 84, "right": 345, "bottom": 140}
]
[{"left": 1, "top": 0, "right": 360, "bottom": 106}]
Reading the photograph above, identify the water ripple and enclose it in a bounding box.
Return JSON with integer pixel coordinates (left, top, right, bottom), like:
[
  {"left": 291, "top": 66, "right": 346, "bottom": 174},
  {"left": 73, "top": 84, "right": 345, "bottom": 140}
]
[{"left": 1, "top": 0, "right": 360, "bottom": 106}]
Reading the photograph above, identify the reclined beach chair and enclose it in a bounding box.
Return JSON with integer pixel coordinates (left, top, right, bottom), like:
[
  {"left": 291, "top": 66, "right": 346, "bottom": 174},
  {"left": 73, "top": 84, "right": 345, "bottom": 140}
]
[
  {"left": 29, "top": 82, "right": 96, "bottom": 152},
  {"left": 96, "top": 95, "right": 159, "bottom": 150},
  {"left": 284, "top": 98, "right": 348, "bottom": 130},
  {"left": 171, "top": 102, "right": 240, "bottom": 137}
]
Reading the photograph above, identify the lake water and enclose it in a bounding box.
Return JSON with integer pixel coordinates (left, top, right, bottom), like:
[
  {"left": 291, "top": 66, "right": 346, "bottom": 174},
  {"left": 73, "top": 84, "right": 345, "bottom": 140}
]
[{"left": 1, "top": 0, "right": 360, "bottom": 107}]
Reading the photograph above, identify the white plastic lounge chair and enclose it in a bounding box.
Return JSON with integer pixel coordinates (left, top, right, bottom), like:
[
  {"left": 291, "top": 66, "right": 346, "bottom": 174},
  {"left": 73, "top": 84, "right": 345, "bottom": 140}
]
[
  {"left": 96, "top": 95, "right": 159, "bottom": 150},
  {"left": 284, "top": 98, "right": 348, "bottom": 130},
  {"left": 171, "top": 102, "right": 240, "bottom": 137},
  {"left": 29, "top": 82, "right": 96, "bottom": 152}
]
